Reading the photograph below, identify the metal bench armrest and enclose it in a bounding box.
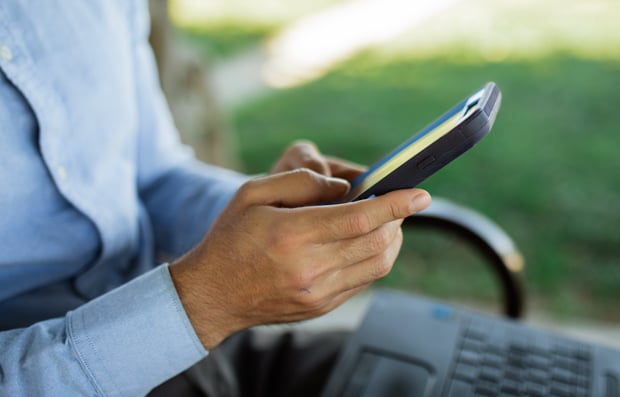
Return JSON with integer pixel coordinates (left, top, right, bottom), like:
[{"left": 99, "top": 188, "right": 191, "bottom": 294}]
[{"left": 404, "top": 197, "right": 526, "bottom": 319}]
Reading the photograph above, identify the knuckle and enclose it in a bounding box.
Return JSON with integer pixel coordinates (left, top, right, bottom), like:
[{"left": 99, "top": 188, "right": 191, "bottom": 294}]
[
  {"left": 388, "top": 200, "right": 405, "bottom": 220},
  {"left": 236, "top": 180, "right": 258, "bottom": 204},
  {"left": 368, "top": 227, "right": 391, "bottom": 253},
  {"left": 268, "top": 223, "right": 300, "bottom": 256},
  {"left": 371, "top": 253, "right": 393, "bottom": 279},
  {"left": 287, "top": 167, "right": 317, "bottom": 188},
  {"left": 302, "top": 158, "right": 324, "bottom": 173},
  {"left": 294, "top": 167, "right": 318, "bottom": 181},
  {"left": 295, "top": 291, "right": 322, "bottom": 310},
  {"left": 293, "top": 139, "right": 315, "bottom": 148},
  {"left": 292, "top": 140, "right": 317, "bottom": 156},
  {"left": 345, "top": 212, "right": 373, "bottom": 235},
  {"left": 292, "top": 167, "right": 333, "bottom": 190},
  {"left": 291, "top": 274, "right": 325, "bottom": 310},
  {"left": 293, "top": 266, "right": 319, "bottom": 289}
]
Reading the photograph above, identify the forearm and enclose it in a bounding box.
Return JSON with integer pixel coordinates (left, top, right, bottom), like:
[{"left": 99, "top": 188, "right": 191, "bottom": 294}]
[{"left": 0, "top": 265, "right": 205, "bottom": 396}]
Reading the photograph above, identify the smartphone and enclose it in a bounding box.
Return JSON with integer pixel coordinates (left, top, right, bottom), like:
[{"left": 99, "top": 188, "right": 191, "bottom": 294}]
[{"left": 340, "top": 82, "right": 501, "bottom": 202}]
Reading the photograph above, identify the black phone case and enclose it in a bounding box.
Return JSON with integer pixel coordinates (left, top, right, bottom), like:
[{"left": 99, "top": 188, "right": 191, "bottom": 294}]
[{"left": 352, "top": 83, "right": 501, "bottom": 201}]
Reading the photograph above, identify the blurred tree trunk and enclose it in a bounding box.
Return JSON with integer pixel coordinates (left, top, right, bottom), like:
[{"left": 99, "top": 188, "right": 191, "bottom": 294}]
[{"left": 148, "top": 0, "right": 240, "bottom": 169}]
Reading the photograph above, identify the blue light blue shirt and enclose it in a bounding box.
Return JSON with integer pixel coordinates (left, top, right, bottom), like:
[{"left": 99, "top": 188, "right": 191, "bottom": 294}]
[{"left": 0, "top": 1, "right": 247, "bottom": 395}]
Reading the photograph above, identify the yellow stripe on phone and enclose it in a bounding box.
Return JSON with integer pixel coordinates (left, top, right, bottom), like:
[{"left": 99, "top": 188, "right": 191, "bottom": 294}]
[{"left": 350, "top": 112, "right": 463, "bottom": 199}]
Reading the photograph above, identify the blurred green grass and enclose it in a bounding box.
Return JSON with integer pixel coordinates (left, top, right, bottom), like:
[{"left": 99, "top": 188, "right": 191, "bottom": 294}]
[
  {"left": 171, "top": 0, "right": 620, "bottom": 321},
  {"left": 231, "top": 54, "right": 620, "bottom": 320},
  {"left": 176, "top": 24, "right": 273, "bottom": 58}
]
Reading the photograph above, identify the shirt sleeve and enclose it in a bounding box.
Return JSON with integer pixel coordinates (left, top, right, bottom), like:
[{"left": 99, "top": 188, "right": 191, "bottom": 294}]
[
  {"left": 129, "top": 0, "right": 248, "bottom": 259},
  {"left": 0, "top": 264, "right": 206, "bottom": 396},
  {"left": 1, "top": 2, "right": 241, "bottom": 396}
]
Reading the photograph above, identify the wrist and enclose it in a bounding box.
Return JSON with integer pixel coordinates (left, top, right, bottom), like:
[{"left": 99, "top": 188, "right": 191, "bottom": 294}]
[{"left": 169, "top": 257, "right": 236, "bottom": 349}]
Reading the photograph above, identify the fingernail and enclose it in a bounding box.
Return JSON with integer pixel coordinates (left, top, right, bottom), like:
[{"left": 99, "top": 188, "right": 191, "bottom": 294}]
[
  {"left": 410, "top": 191, "right": 431, "bottom": 213},
  {"left": 326, "top": 176, "right": 350, "bottom": 191},
  {"left": 326, "top": 176, "right": 348, "bottom": 185}
]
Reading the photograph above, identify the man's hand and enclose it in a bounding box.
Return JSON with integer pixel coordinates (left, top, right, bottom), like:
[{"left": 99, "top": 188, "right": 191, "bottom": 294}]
[
  {"left": 271, "top": 140, "right": 366, "bottom": 182},
  {"left": 169, "top": 168, "right": 431, "bottom": 349}
]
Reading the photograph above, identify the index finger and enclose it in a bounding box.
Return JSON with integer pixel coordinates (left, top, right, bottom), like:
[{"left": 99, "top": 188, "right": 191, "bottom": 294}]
[{"left": 303, "top": 188, "right": 431, "bottom": 241}]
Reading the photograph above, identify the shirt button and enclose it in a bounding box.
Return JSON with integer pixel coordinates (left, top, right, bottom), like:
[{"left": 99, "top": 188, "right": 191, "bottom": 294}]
[
  {"left": 56, "top": 166, "right": 68, "bottom": 181},
  {"left": 0, "top": 45, "right": 13, "bottom": 61}
]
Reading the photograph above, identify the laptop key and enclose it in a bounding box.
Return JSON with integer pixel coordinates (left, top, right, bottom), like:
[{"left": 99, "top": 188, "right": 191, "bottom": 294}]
[
  {"left": 479, "top": 367, "right": 502, "bottom": 383},
  {"left": 549, "top": 382, "right": 572, "bottom": 397},
  {"left": 474, "top": 379, "right": 498, "bottom": 396},
  {"left": 459, "top": 350, "right": 481, "bottom": 364},
  {"left": 527, "top": 367, "right": 548, "bottom": 384},
  {"left": 523, "top": 381, "right": 547, "bottom": 397},
  {"left": 454, "top": 363, "right": 478, "bottom": 382},
  {"left": 447, "top": 380, "right": 472, "bottom": 397},
  {"left": 499, "top": 379, "right": 520, "bottom": 395},
  {"left": 551, "top": 367, "right": 574, "bottom": 384}
]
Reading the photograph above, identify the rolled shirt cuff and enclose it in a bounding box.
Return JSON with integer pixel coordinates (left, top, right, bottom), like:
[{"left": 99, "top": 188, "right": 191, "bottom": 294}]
[{"left": 67, "top": 263, "right": 207, "bottom": 396}]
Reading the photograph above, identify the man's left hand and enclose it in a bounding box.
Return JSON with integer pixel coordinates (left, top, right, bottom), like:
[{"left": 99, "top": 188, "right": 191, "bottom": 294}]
[{"left": 271, "top": 140, "right": 366, "bottom": 182}]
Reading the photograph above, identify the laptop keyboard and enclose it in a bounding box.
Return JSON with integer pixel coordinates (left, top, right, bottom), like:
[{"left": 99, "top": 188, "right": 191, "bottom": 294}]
[{"left": 446, "top": 318, "right": 593, "bottom": 397}]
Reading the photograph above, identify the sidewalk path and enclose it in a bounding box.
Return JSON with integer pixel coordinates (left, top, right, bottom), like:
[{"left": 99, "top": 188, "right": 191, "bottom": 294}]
[{"left": 211, "top": 0, "right": 462, "bottom": 108}]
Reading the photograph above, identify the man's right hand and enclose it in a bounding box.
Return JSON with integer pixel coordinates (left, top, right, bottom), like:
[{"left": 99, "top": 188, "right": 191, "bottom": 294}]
[{"left": 169, "top": 169, "right": 431, "bottom": 349}]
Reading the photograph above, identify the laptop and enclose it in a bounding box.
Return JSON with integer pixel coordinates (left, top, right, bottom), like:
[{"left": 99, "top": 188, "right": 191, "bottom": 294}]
[{"left": 320, "top": 290, "right": 620, "bottom": 397}]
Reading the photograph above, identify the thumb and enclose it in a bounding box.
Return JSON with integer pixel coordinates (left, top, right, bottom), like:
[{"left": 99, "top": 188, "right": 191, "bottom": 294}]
[{"left": 238, "top": 169, "right": 350, "bottom": 208}]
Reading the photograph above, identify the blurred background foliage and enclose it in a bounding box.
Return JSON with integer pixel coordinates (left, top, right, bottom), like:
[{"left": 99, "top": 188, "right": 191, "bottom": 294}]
[{"left": 169, "top": 0, "right": 620, "bottom": 321}]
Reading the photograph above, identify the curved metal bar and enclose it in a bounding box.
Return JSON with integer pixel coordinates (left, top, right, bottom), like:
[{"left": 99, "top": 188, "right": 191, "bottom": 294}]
[{"left": 404, "top": 197, "right": 526, "bottom": 319}]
